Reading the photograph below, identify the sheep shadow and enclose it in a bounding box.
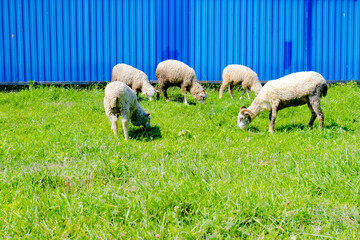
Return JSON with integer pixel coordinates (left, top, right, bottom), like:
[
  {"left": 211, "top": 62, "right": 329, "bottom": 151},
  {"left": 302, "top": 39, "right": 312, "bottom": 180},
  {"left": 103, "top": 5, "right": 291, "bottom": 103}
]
[
  {"left": 156, "top": 94, "right": 197, "bottom": 105},
  {"left": 275, "top": 121, "right": 353, "bottom": 132},
  {"left": 247, "top": 126, "right": 261, "bottom": 133},
  {"left": 128, "top": 125, "right": 162, "bottom": 141},
  {"left": 275, "top": 123, "right": 307, "bottom": 132},
  {"left": 156, "top": 87, "right": 200, "bottom": 105},
  {"left": 323, "top": 122, "right": 353, "bottom": 132},
  {"left": 170, "top": 93, "right": 197, "bottom": 105}
]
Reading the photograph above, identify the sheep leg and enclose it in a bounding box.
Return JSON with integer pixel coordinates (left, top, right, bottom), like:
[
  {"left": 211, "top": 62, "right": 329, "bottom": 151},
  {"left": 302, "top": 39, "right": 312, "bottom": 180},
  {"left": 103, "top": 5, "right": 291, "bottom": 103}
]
[
  {"left": 219, "top": 83, "right": 228, "bottom": 99},
  {"left": 246, "top": 89, "right": 250, "bottom": 99},
  {"left": 158, "top": 84, "right": 169, "bottom": 101},
  {"left": 156, "top": 86, "right": 161, "bottom": 100},
  {"left": 110, "top": 115, "right": 118, "bottom": 136},
  {"left": 306, "top": 102, "right": 317, "bottom": 127},
  {"left": 309, "top": 96, "right": 324, "bottom": 129},
  {"left": 132, "top": 87, "right": 138, "bottom": 96},
  {"left": 181, "top": 86, "right": 188, "bottom": 105},
  {"left": 269, "top": 108, "right": 278, "bottom": 133},
  {"left": 228, "top": 85, "right": 234, "bottom": 99},
  {"left": 121, "top": 116, "right": 129, "bottom": 140},
  {"left": 239, "top": 88, "right": 245, "bottom": 100},
  {"left": 183, "top": 94, "right": 188, "bottom": 105},
  {"left": 162, "top": 88, "right": 169, "bottom": 101},
  {"left": 105, "top": 107, "right": 118, "bottom": 136},
  {"left": 157, "top": 81, "right": 169, "bottom": 101},
  {"left": 121, "top": 114, "right": 129, "bottom": 140}
]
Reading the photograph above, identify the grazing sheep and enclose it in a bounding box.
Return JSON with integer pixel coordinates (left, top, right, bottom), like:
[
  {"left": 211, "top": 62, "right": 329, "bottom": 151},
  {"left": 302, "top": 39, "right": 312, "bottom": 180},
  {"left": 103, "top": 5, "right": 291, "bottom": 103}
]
[
  {"left": 237, "top": 71, "right": 327, "bottom": 133},
  {"left": 112, "top": 64, "right": 157, "bottom": 101},
  {"left": 219, "top": 64, "right": 262, "bottom": 99},
  {"left": 155, "top": 60, "right": 207, "bottom": 105},
  {"left": 104, "top": 81, "right": 151, "bottom": 140}
]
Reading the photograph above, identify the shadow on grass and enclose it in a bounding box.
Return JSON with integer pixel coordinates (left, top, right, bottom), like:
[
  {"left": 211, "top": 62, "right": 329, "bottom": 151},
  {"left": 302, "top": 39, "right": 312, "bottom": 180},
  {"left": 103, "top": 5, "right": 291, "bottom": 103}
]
[
  {"left": 171, "top": 94, "right": 197, "bottom": 105},
  {"left": 128, "top": 126, "right": 162, "bottom": 141},
  {"left": 275, "top": 121, "right": 353, "bottom": 132},
  {"left": 323, "top": 122, "right": 353, "bottom": 132},
  {"left": 275, "top": 123, "right": 307, "bottom": 132},
  {"left": 247, "top": 126, "right": 261, "bottom": 133},
  {"left": 155, "top": 91, "right": 197, "bottom": 105}
]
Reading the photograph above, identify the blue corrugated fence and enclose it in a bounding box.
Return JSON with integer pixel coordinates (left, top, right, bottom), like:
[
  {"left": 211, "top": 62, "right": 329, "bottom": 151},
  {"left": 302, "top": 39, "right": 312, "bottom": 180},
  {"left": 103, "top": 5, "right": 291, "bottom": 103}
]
[{"left": 0, "top": 0, "right": 359, "bottom": 84}]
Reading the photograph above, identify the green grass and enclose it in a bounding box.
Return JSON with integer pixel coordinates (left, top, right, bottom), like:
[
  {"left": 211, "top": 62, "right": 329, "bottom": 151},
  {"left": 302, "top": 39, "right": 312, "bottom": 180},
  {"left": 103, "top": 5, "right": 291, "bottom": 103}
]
[{"left": 0, "top": 83, "right": 359, "bottom": 239}]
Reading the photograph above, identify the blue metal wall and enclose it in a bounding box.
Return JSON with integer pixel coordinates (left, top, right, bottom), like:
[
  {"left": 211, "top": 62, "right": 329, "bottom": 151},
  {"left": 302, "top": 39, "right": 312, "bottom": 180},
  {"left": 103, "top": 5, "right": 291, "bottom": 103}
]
[{"left": 0, "top": 0, "right": 359, "bottom": 83}]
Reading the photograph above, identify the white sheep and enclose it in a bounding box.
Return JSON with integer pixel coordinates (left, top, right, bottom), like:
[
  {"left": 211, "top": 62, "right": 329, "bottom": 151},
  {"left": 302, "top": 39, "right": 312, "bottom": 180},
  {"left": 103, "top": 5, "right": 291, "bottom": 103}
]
[
  {"left": 237, "top": 71, "right": 327, "bottom": 133},
  {"left": 104, "top": 81, "right": 151, "bottom": 140},
  {"left": 155, "top": 60, "right": 207, "bottom": 105},
  {"left": 219, "top": 64, "right": 262, "bottom": 99},
  {"left": 112, "top": 63, "right": 157, "bottom": 101}
]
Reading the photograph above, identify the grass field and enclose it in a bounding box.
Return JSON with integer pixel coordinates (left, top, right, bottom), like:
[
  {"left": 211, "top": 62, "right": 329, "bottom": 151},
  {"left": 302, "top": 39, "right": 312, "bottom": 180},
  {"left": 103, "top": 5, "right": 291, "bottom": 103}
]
[{"left": 0, "top": 83, "right": 360, "bottom": 239}]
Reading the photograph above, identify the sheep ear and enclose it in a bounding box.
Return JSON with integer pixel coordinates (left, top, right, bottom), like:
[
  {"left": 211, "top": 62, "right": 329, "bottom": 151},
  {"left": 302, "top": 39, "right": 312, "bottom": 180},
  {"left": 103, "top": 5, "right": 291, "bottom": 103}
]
[{"left": 145, "top": 113, "right": 151, "bottom": 118}]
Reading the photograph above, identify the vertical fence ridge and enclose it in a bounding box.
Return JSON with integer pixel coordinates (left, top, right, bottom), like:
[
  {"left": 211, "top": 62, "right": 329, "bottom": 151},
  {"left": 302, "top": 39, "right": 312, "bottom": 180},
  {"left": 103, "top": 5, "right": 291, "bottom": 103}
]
[
  {"left": 0, "top": 0, "right": 5, "bottom": 82},
  {"left": 355, "top": 0, "right": 360, "bottom": 80},
  {"left": 5, "top": 0, "right": 12, "bottom": 82}
]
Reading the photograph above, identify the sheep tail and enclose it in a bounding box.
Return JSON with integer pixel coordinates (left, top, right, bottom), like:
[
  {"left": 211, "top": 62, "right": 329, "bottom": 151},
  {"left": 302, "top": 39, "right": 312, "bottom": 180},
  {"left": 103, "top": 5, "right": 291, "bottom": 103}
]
[{"left": 321, "top": 83, "right": 328, "bottom": 97}]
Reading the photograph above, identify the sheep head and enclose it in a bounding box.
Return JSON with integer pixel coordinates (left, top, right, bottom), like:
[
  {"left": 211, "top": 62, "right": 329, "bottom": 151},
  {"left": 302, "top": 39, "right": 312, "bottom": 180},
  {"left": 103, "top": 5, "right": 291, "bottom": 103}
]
[
  {"left": 143, "top": 112, "right": 151, "bottom": 128},
  {"left": 131, "top": 110, "right": 151, "bottom": 129},
  {"left": 192, "top": 88, "right": 207, "bottom": 104},
  {"left": 198, "top": 90, "right": 207, "bottom": 104},
  {"left": 237, "top": 106, "right": 254, "bottom": 130},
  {"left": 142, "top": 88, "right": 157, "bottom": 101}
]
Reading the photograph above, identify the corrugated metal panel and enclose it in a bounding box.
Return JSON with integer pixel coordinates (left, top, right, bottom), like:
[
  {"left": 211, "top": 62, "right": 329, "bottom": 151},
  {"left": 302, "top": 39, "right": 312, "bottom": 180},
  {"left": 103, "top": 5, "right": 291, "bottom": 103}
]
[{"left": 0, "top": 0, "right": 359, "bottom": 84}]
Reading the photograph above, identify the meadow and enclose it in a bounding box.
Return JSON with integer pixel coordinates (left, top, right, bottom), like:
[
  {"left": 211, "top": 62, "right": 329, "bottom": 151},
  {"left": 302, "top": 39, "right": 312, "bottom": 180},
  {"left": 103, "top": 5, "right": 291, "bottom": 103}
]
[{"left": 0, "top": 83, "right": 359, "bottom": 239}]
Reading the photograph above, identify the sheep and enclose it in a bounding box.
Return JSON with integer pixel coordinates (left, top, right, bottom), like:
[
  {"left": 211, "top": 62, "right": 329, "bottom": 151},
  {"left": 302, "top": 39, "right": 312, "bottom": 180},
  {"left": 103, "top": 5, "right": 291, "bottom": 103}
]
[
  {"left": 104, "top": 81, "right": 151, "bottom": 140},
  {"left": 237, "top": 71, "right": 327, "bottom": 133},
  {"left": 219, "top": 64, "right": 262, "bottom": 100},
  {"left": 155, "top": 60, "right": 207, "bottom": 105},
  {"left": 111, "top": 63, "right": 157, "bottom": 101}
]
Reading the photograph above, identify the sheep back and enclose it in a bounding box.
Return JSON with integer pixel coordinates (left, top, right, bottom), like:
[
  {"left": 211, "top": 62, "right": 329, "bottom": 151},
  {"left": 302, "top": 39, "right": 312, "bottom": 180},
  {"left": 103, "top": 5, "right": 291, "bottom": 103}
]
[
  {"left": 104, "top": 81, "right": 138, "bottom": 117},
  {"left": 222, "top": 65, "right": 259, "bottom": 90},
  {"left": 111, "top": 64, "right": 148, "bottom": 92},
  {"left": 254, "top": 71, "right": 327, "bottom": 109},
  {"left": 104, "top": 81, "right": 150, "bottom": 126},
  {"left": 156, "top": 60, "right": 197, "bottom": 87}
]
